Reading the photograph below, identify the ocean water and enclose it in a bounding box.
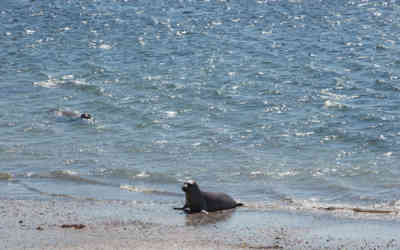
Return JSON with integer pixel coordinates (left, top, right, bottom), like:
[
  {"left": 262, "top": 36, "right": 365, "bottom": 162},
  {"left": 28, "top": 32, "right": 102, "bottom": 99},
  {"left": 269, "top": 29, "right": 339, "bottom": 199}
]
[{"left": 1, "top": 0, "right": 400, "bottom": 212}]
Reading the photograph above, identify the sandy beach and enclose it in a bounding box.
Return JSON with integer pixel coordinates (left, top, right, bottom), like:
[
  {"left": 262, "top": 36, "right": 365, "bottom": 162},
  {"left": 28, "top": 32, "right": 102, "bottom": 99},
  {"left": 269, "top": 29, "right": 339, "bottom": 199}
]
[{"left": 1, "top": 198, "right": 399, "bottom": 250}]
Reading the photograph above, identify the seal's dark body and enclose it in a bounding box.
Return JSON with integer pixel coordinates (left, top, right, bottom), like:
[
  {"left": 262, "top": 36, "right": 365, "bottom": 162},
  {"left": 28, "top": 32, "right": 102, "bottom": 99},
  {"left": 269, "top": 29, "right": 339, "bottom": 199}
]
[{"left": 175, "top": 181, "right": 243, "bottom": 213}]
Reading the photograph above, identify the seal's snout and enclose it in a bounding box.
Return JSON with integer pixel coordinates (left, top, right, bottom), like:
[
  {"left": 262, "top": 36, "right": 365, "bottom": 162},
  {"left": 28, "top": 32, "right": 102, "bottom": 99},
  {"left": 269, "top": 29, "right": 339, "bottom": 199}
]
[
  {"left": 182, "top": 184, "right": 188, "bottom": 192},
  {"left": 182, "top": 180, "right": 196, "bottom": 192}
]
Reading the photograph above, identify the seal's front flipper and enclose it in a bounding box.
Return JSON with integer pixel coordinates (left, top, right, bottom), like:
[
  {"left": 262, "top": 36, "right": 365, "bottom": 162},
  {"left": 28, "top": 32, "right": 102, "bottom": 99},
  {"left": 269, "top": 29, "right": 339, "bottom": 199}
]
[
  {"left": 174, "top": 204, "right": 189, "bottom": 211},
  {"left": 201, "top": 210, "right": 209, "bottom": 215}
]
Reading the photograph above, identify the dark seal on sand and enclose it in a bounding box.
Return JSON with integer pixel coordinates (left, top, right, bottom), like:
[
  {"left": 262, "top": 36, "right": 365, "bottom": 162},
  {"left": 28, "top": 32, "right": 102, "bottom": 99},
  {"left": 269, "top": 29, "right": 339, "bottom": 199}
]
[{"left": 174, "top": 180, "right": 243, "bottom": 214}]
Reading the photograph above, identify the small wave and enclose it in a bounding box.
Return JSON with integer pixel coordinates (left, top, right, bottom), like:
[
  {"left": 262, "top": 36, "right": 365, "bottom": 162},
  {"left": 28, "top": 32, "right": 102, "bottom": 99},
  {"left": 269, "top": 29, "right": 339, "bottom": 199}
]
[
  {"left": 26, "top": 170, "right": 109, "bottom": 186},
  {"left": 120, "top": 184, "right": 157, "bottom": 193},
  {"left": 120, "top": 184, "right": 182, "bottom": 197},
  {"left": 96, "top": 168, "right": 179, "bottom": 184},
  {"left": 295, "top": 199, "right": 400, "bottom": 216},
  {"left": 245, "top": 199, "right": 400, "bottom": 218},
  {"left": 320, "top": 89, "right": 356, "bottom": 101},
  {"left": 295, "top": 131, "right": 314, "bottom": 137},
  {"left": 33, "top": 75, "right": 109, "bottom": 96},
  {"left": 164, "top": 111, "right": 178, "bottom": 118},
  {"left": 323, "top": 100, "right": 348, "bottom": 110},
  {"left": 33, "top": 78, "right": 59, "bottom": 88},
  {"left": 50, "top": 170, "right": 109, "bottom": 185},
  {"left": 320, "top": 89, "right": 358, "bottom": 110},
  {"left": 33, "top": 75, "right": 77, "bottom": 88},
  {"left": 98, "top": 43, "right": 112, "bottom": 50},
  {"left": 18, "top": 182, "right": 97, "bottom": 200},
  {"left": 263, "top": 103, "right": 289, "bottom": 113},
  {"left": 248, "top": 169, "right": 299, "bottom": 179}
]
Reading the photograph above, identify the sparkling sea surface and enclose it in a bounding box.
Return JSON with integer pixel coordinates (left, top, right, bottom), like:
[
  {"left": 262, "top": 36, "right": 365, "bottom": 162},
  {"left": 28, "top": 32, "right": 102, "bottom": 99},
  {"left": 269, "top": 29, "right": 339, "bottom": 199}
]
[{"left": 2, "top": 0, "right": 400, "bottom": 212}]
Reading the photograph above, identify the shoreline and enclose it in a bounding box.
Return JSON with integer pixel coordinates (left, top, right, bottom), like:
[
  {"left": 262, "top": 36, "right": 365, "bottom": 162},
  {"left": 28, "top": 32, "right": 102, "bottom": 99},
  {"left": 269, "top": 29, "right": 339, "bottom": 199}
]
[{"left": 1, "top": 199, "right": 399, "bottom": 249}]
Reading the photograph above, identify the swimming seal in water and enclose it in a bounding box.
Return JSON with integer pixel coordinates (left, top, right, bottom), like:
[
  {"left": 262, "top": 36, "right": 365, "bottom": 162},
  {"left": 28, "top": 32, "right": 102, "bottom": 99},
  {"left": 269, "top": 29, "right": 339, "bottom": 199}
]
[
  {"left": 50, "top": 109, "right": 93, "bottom": 121},
  {"left": 79, "top": 113, "right": 92, "bottom": 120},
  {"left": 174, "top": 180, "right": 243, "bottom": 214}
]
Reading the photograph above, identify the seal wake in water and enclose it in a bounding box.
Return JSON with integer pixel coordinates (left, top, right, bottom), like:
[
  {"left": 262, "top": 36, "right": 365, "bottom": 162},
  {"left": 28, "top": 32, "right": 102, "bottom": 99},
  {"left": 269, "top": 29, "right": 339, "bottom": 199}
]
[{"left": 174, "top": 180, "right": 243, "bottom": 214}]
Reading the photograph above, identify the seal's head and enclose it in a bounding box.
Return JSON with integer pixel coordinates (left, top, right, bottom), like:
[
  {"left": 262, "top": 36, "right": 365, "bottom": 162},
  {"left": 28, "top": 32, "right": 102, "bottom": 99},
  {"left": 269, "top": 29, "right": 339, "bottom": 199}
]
[
  {"left": 80, "top": 113, "right": 92, "bottom": 120},
  {"left": 182, "top": 180, "right": 199, "bottom": 193}
]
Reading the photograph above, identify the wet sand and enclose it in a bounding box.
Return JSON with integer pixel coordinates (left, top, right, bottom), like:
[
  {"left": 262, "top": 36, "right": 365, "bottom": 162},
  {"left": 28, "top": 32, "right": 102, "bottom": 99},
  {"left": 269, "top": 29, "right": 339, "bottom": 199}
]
[{"left": 1, "top": 199, "right": 399, "bottom": 250}]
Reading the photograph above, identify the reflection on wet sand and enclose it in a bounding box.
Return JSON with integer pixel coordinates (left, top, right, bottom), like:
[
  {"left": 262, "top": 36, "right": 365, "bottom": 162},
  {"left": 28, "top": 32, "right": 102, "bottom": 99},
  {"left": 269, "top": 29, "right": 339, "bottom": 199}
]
[{"left": 184, "top": 209, "right": 235, "bottom": 226}]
